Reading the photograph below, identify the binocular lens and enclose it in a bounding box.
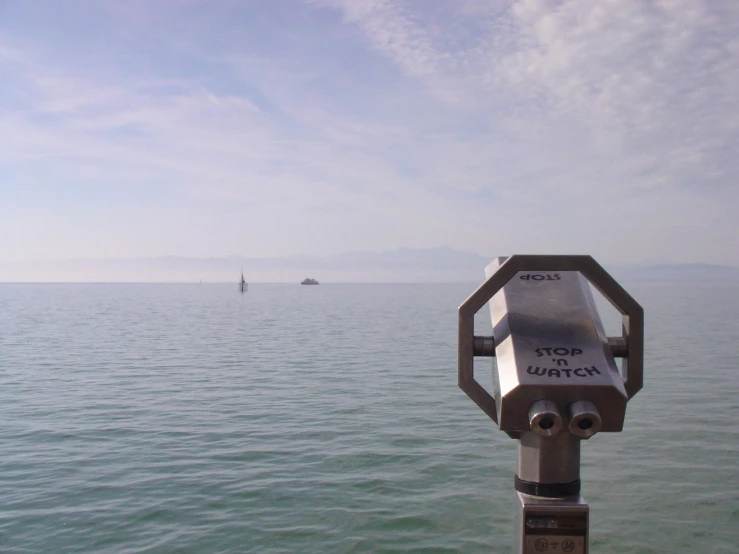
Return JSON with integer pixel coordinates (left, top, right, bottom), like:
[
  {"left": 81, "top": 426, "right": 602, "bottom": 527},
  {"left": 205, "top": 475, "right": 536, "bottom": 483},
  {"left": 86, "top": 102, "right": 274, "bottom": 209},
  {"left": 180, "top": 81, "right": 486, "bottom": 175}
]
[
  {"left": 528, "top": 400, "right": 563, "bottom": 437},
  {"left": 528, "top": 400, "right": 603, "bottom": 438},
  {"left": 569, "top": 401, "right": 602, "bottom": 439}
]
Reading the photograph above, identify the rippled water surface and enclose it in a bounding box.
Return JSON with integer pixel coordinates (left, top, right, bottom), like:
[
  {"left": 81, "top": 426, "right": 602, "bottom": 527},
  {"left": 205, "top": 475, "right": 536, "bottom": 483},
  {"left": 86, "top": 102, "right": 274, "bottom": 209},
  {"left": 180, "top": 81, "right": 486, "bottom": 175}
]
[{"left": 1, "top": 282, "right": 738, "bottom": 553}]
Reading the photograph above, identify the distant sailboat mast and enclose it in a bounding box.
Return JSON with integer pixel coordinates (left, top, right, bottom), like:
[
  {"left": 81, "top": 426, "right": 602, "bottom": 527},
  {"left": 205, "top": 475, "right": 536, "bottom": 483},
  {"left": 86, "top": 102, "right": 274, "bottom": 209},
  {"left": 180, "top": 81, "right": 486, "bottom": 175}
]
[{"left": 239, "top": 268, "right": 248, "bottom": 293}]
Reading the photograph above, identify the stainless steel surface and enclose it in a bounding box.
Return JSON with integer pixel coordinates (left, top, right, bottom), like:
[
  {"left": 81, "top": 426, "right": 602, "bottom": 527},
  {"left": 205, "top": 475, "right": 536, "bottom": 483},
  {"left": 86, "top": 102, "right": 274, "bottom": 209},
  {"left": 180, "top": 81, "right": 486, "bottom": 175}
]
[
  {"left": 458, "top": 296, "right": 498, "bottom": 423},
  {"left": 472, "top": 335, "right": 496, "bottom": 357},
  {"left": 485, "top": 259, "right": 628, "bottom": 433},
  {"left": 457, "top": 255, "right": 644, "bottom": 553},
  {"left": 515, "top": 492, "right": 589, "bottom": 554},
  {"left": 458, "top": 255, "right": 643, "bottom": 431},
  {"left": 473, "top": 335, "right": 629, "bottom": 358},
  {"left": 517, "top": 432, "right": 580, "bottom": 484},
  {"left": 528, "top": 400, "right": 563, "bottom": 437},
  {"left": 568, "top": 401, "right": 602, "bottom": 439},
  {"left": 606, "top": 336, "right": 628, "bottom": 358}
]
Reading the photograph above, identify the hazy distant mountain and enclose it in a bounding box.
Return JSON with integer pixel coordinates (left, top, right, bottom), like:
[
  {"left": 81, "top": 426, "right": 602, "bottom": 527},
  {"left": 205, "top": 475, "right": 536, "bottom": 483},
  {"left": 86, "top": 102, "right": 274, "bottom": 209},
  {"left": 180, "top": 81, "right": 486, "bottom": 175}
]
[
  {"left": 609, "top": 263, "right": 739, "bottom": 283},
  {"left": 0, "top": 247, "right": 493, "bottom": 283},
  {"left": 287, "top": 246, "right": 491, "bottom": 270},
  {"left": 1, "top": 249, "right": 737, "bottom": 283}
]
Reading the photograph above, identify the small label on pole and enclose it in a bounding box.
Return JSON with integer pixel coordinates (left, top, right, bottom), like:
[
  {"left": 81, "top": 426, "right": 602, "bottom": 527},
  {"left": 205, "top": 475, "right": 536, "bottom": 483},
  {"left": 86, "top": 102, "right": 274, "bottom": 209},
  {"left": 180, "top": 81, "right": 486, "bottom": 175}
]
[{"left": 525, "top": 536, "right": 584, "bottom": 553}]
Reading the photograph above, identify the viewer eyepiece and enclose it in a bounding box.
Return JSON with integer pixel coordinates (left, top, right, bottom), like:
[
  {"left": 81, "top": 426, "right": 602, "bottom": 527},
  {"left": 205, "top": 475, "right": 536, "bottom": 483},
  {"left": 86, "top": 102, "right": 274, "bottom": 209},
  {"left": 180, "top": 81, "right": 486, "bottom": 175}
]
[
  {"left": 529, "top": 400, "right": 562, "bottom": 437},
  {"left": 568, "top": 400, "right": 602, "bottom": 439}
]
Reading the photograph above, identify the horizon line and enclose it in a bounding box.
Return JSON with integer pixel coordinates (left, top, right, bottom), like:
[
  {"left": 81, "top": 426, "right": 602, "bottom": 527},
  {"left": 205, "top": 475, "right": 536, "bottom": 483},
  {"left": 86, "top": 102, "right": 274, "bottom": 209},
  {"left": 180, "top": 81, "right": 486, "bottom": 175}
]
[{"left": 2, "top": 279, "right": 736, "bottom": 285}]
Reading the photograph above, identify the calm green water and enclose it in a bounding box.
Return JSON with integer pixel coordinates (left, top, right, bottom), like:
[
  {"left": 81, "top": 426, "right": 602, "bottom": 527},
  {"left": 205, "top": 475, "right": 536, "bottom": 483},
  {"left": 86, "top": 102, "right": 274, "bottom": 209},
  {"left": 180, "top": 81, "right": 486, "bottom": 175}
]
[{"left": 1, "top": 283, "right": 737, "bottom": 553}]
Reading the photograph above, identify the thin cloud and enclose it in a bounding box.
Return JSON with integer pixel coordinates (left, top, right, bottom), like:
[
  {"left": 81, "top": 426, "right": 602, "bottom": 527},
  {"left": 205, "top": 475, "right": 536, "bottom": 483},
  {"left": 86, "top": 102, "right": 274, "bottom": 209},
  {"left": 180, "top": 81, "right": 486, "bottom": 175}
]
[{"left": 0, "top": 0, "right": 737, "bottom": 266}]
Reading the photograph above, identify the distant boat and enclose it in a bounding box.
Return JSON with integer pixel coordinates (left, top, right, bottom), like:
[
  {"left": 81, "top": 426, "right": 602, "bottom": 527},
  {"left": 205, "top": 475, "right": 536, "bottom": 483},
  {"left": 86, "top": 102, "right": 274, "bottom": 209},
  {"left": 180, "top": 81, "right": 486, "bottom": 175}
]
[
  {"left": 239, "top": 269, "right": 248, "bottom": 293},
  {"left": 301, "top": 277, "right": 319, "bottom": 285}
]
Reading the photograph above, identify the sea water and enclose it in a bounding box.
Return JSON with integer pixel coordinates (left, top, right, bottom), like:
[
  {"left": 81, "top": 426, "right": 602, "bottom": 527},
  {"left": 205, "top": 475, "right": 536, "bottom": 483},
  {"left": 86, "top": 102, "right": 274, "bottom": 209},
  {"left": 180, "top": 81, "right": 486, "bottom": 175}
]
[{"left": 1, "top": 282, "right": 737, "bottom": 553}]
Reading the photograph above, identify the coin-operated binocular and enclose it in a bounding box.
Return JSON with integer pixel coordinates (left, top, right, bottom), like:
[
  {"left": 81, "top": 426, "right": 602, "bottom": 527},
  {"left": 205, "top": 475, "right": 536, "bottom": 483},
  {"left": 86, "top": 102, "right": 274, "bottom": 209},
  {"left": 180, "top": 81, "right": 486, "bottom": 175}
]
[{"left": 458, "top": 255, "right": 643, "bottom": 554}]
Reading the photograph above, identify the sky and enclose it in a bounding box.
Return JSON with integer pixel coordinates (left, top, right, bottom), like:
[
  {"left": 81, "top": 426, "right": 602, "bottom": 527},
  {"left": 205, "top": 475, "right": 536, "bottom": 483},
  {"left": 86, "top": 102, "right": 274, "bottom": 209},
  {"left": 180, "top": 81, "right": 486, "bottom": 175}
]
[{"left": 1, "top": 0, "right": 738, "bottom": 266}]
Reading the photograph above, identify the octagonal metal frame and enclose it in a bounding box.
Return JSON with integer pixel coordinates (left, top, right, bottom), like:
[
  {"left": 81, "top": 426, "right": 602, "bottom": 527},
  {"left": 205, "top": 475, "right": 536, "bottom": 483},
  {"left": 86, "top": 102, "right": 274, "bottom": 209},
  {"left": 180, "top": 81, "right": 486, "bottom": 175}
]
[{"left": 458, "top": 255, "right": 644, "bottom": 423}]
